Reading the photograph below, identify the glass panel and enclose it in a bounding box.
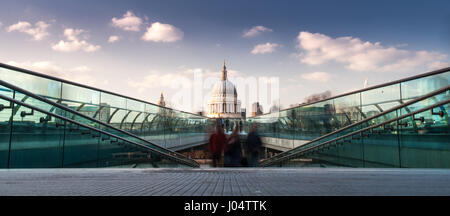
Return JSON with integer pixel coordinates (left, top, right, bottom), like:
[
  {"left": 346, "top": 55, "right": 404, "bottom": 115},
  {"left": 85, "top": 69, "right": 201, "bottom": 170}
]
[
  {"left": 0, "top": 97, "right": 12, "bottom": 168},
  {"left": 9, "top": 106, "right": 64, "bottom": 168},
  {"left": 63, "top": 122, "right": 100, "bottom": 168},
  {"left": 361, "top": 84, "right": 401, "bottom": 118},
  {"left": 122, "top": 111, "right": 139, "bottom": 131},
  {"left": 401, "top": 71, "right": 450, "bottom": 101},
  {"left": 362, "top": 114, "right": 400, "bottom": 167},
  {"left": 61, "top": 83, "right": 100, "bottom": 119},
  {"left": 130, "top": 112, "right": 145, "bottom": 132},
  {"left": 99, "top": 92, "right": 127, "bottom": 126},
  {"left": 398, "top": 103, "right": 450, "bottom": 168},
  {"left": 1, "top": 86, "right": 197, "bottom": 167},
  {"left": 257, "top": 69, "right": 450, "bottom": 167},
  {"left": 0, "top": 67, "right": 62, "bottom": 100},
  {"left": 264, "top": 89, "right": 450, "bottom": 167},
  {"left": 334, "top": 93, "right": 362, "bottom": 126},
  {"left": 109, "top": 109, "right": 127, "bottom": 128},
  {"left": 126, "top": 99, "right": 145, "bottom": 112},
  {"left": 0, "top": 64, "right": 206, "bottom": 167},
  {"left": 100, "top": 92, "right": 126, "bottom": 110}
]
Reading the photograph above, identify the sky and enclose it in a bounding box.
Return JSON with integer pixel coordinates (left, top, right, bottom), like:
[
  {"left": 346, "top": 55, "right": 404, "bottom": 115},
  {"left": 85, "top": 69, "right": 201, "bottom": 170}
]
[{"left": 0, "top": 0, "right": 449, "bottom": 113}]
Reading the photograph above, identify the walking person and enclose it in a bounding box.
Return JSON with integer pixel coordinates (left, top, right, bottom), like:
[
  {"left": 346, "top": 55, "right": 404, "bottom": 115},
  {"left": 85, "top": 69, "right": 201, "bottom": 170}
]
[
  {"left": 225, "top": 125, "right": 242, "bottom": 167},
  {"left": 246, "top": 123, "right": 262, "bottom": 167},
  {"left": 225, "top": 119, "right": 230, "bottom": 133},
  {"left": 208, "top": 124, "right": 227, "bottom": 167}
]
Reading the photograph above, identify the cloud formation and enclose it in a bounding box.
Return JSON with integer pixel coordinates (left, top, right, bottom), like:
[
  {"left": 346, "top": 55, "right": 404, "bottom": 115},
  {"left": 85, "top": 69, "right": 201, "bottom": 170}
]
[
  {"left": 6, "top": 61, "right": 102, "bottom": 86},
  {"left": 142, "top": 22, "right": 183, "bottom": 42},
  {"left": 251, "top": 43, "right": 280, "bottom": 54},
  {"left": 111, "top": 11, "right": 142, "bottom": 31},
  {"left": 7, "top": 21, "right": 50, "bottom": 40},
  {"left": 243, "top": 26, "right": 273, "bottom": 38},
  {"left": 300, "top": 72, "right": 331, "bottom": 82},
  {"left": 52, "top": 28, "right": 101, "bottom": 52},
  {"left": 127, "top": 67, "right": 241, "bottom": 93},
  {"left": 296, "top": 31, "right": 448, "bottom": 72},
  {"left": 7, "top": 61, "right": 63, "bottom": 77},
  {"left": 127, "top": 70, "right": 189, "bottom": 93},
  {"left": 108, "top": 35, "right": 120, "bottom": 43}
]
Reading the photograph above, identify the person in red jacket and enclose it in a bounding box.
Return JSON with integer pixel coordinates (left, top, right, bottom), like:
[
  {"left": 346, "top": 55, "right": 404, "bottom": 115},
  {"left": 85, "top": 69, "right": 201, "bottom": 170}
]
[{"left": 208, "top": 124, "right": 227, "bottom": 167}]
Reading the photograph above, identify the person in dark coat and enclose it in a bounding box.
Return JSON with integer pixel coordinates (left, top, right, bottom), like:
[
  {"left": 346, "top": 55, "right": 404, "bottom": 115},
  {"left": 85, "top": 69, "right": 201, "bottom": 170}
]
[
  {"left": 208, "top": 124, "right": 226, "bottom": 167},
  {"left": 224, "top": 125, "right": 242, "bottom": 167},
  {"left": 225, "top": 119, "right": 230, "bottom": 133},
  {"left": 246, "top": 123, "right": 262, "bottom": 167}
]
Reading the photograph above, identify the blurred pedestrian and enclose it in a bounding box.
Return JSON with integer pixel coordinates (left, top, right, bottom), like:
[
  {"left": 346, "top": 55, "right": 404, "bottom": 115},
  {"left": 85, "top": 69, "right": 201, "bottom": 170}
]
[
  {"left": 246, "top": 122, "right": 262, "bottom": 167},
  {"left": 224, "top": 125, "right": 242, "bottom": 167},
  {"left": 225, "top": 119, "right": 230, "bottom": 133},
  {"left": 208, "top": 124, "right": 226, "bottom": 167}
]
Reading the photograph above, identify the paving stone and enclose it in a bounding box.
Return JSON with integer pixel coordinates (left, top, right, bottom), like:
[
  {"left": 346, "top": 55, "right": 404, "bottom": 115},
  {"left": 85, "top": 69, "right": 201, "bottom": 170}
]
[{"left": 0, "top": 168, "right": 449, "bottom": 196}]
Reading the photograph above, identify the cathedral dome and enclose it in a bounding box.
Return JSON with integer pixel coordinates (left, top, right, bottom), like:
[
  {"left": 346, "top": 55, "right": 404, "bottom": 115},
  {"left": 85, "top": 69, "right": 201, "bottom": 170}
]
[
  {"left": 210, "top": 79, "right": 237, "bottom": 98},
  {"left": 206, "top": 60, "right": 241, "bottom": 119}
]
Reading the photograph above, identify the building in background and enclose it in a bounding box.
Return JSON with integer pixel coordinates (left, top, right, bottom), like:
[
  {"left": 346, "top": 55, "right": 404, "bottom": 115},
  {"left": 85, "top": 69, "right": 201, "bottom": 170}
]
[
  {"left": 206, "top": 60, "right": 242, "bottom": 132},
  {"left": 241, "top": 108, "right": 246, "bottom": 120},
  {"left": 251, "top": 102, "right": 263, "bottom": 117},
  {"left": 158, "top": 92, "right": 166, "bottom": 107},
  {"left": 206, "top": 60, "right": 241, "bottom": 119}
]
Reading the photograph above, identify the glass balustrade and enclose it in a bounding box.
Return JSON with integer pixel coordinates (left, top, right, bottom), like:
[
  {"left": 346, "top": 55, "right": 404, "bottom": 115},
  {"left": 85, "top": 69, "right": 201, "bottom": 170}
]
[
  {"left": 260, "top": 87, "right": 450, "bottom": 166},
  {"left": 266, "top": 97, "right": 450, "bottom": 168},
  {"left": 0, "top": 64, "right": 212, "bottom": 151},
  {"left": 249, "top": 68, "right": 449, "bottom": 146},
  {"left": 0, "top": 82, "right": 199, "bottom": 167},
  {"left": 0, "top": 95, "right": 191, "bottom": 168},
  {"left": 251, "top": 67, "right": 449, "bottom": 165}
]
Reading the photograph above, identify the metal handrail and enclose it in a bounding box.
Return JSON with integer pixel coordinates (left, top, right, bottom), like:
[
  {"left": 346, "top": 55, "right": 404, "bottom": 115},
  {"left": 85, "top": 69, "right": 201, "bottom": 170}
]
[
  {"left": 260, "top": 85, "right": 450, "bottom": 165},
  {"left": 0, "top": 94, "right": 199, "bottom": 167},
  {"left": 262, "top": 97, "right": 450, "bottom": 167},
  {"left": 0, "top": 79, "right": 196, "bottom": 163}
]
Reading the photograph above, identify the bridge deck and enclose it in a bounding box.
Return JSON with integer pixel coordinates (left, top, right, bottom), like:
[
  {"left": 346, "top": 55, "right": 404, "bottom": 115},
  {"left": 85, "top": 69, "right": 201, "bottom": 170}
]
[{"left": 1, "top": 168, "right": 449, "bottom": 196}]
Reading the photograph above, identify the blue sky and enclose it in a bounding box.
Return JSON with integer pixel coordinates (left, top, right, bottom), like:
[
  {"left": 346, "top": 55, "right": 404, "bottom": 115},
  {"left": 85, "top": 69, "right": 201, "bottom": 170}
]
[{"left": 0, "top": 0, "right": 449, "bottom": 113}]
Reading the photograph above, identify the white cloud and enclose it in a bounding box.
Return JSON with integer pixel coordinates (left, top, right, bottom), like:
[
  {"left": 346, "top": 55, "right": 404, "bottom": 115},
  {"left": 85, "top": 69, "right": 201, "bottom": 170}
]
[
  {"left": 428, "top": 61, "right": 450, "bottom": 69},
  {"left": 7, "top": 61, "right": 63, "bottom": 77},
  {"left": 127, "top": 67, "right": 242, "bottom": 93},
  {"left": 6, "top": 61, "right": 100, "bottom": 86},
  {"left": 128, "top": 70, "right": 189, "bottom": 93},
  {"left": 296, "top": 31, "right": 448, "bottom": 72},
  {"left": 142, "top": 22, "right": 184, "bottom": 42},
  {"left": 127, "top": 67, "right": 244, "bottom": 112},
  {"left": 7, "top": 21, "right": 50, "bottom": 40},
  {"left": 111, "top": 11, "right": 142, "bottom": 31},
  {"left": 70, "top": 65, "right": 92, "bottom": 73},
  {"left": 251, "top": 43, "right": 280, "bottom": 54},
  {"left": 300, "top": 72, "right": 331, "bottom": 82},
  {"left": 243, "top": 26, "right": 273, "bottom": 38},
  {"left": 52, "top": 28, "right": 101, "bottom": 53},
  {"left": 108, "top": 35, "right": 120, "bottom": 43}
]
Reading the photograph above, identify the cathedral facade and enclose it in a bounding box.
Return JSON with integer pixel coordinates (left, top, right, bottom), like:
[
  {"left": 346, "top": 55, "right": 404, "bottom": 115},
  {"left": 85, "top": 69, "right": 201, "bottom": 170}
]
[{"left": 206, "top": 61, "right": 241, "bottom": 119}]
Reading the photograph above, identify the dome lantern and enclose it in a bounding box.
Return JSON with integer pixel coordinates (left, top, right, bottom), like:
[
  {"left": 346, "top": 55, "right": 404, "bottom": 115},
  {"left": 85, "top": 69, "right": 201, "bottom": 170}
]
[{"left": 221, "top": 59, "right": 227, "bottom": 81}]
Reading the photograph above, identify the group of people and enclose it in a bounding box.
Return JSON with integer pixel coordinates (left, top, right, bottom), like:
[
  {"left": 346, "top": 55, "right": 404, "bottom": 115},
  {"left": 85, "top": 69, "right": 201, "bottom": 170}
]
[
  {"left": 219, "top": 119, "right": 243, "bottom": 133},
  {"left": 208, "top": 122, "right": 262, "bottom": 167}
]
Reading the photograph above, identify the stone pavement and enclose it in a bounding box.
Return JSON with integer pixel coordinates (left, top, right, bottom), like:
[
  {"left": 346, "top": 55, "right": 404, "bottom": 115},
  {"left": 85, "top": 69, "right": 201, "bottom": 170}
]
[{"left": 0, "top": 168, "right": 449, "bottom": 196}]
